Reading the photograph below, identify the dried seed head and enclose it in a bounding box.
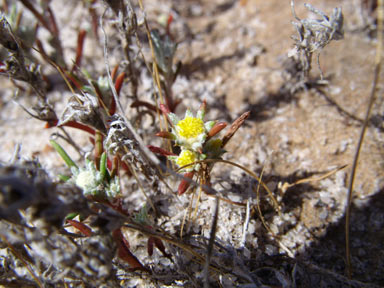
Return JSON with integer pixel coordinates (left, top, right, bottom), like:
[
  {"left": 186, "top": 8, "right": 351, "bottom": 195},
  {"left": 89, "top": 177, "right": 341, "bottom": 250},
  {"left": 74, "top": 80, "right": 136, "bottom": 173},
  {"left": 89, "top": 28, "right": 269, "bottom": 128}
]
[
  {"left": 0, "top": 14, "right": 19, "bottom": 51},
  {"left": 59, "top": 93, "right": 107, "bottom": 134}
]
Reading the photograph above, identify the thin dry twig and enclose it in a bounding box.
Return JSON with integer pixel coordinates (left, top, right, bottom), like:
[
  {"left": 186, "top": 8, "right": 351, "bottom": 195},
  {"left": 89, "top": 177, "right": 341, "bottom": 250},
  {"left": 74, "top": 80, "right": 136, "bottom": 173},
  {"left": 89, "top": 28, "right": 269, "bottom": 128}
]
[
  {"left": 345, "top": 0, "right": 383, "bottom": 278},
  {"left": 279, "top": 164, "right": 349, "bottom": 193},
  {"left": 203, "top": 196, "right": 219, "bottom": 288}
]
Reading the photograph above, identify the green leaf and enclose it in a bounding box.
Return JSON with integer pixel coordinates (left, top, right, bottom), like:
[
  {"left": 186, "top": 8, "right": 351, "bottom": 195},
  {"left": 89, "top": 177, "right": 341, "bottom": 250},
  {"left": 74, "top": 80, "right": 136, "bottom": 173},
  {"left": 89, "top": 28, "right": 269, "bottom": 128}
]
[
  {"left": 65, "top": 212, "right": 79, "bottom": 220},
  {"left": 99, "top": 152, "right": 110, "bottom": 182},
  {"left": 50, "top": 140, "right": 78, "bottom": 169},
  {"left": 58, "top": 174, "right": 71, "bottom": 182}
]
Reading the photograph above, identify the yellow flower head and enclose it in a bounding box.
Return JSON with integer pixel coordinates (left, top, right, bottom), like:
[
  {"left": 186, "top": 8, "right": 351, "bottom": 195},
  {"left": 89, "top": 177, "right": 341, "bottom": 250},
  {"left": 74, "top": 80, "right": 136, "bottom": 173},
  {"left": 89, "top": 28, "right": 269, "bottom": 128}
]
[
  {"left": 176, "top": 150, "right": 198, "bottom": 168},
  {"left": 176, "top": 116, "right": 205, "bottom": 139},
  {"left": 168, "top": 109, "right": 214, "bottom": 152}
]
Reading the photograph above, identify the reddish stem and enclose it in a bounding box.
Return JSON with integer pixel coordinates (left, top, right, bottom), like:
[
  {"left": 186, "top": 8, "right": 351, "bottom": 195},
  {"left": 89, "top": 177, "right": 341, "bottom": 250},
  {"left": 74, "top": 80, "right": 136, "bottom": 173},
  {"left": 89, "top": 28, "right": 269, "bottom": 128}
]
[
  {"left": 111, "top": 65, "right": 119, "bottom": 82},
  {"left": 46, "top": 120, "right": 95, "bottom": 135},
  {"left": 131, "top": 100, "right": 158, "bottom": 113},
  {"left": 147, "top": 145, "right": 176, "bottom": 156},
  {"left": 178, "top": 172, "right": 195, "bottom": 195},
  {"left": 221, "top": 111, "right": 250, "bottom": 148},
  {"left": 92, "top": 81, "right": 107, "bottom": 109},
  {"left": 88, "top": 1, "right": 100, "bottom": 41},
  {"left": 114, "top": 72, "right": 125, "bottom": 96},
  {"left": 110, "top": 156, "right": 119, "bottom": 178},
  {"left": 35, "top": 39, "right": 50, "bottom": 61},
  {"left": 47, "top": 6, "right": 59, "bottom": 36},
  {"left": 72, "top": 29, "right": 87, "bottom": 72},
  {"left": 112, "top": 229, "right": 149, "bottom": 272},
  {"left": 155, "top": 131, "right": 176, "bottom": 140},
  {"left": 106, "top": 198, "right": 129, "bottom": 216},
  {"left": 65, "top": 72, "right": 83, "bottom": 91},
  {"left": 20, "top": 0, "right": 51, "bottom": 32},
  {"left": 159, "top": 103, "right": 171, "bottom": 114},
  {"left": 109, "top": 72, "right": 125, "bottom": 115},
  {"left": 166, "top": 14, "right": 173, "bottom": 38},
  {"left": 153, "top": 237, "right": 171, "bottom": 258},
  {"left": 66, "top": 219, "right": 93, "bottom": 237},
  {"left": 147, "top": 237, "right": 154, "bottom": 256}
]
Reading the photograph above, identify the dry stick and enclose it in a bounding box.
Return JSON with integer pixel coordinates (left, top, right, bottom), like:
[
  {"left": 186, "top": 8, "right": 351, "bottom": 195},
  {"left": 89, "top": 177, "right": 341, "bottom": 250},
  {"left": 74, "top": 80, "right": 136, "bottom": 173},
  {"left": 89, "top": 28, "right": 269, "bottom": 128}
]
[
  {"left": 279, "top": 164, "right": 349, "bottom": 193},
  {"left": 203, "top": 197, "right": 219, "bottom": 288},
  {"left": 34, "top": 47, "right": 82, "bottom": 104},
  {"left": 100, "top": 9, "right": 174, "bottom": 186},
  {"left": 19, "top": 0, "right": 51, "bottom": 31},
  {"left": 345, "top": 0, "right": 383, "bottom": 278},
  {"left": 100, "top": 10, "right": 176, "bottom": 213},
  {"left": 192, "top": 181, "right": 204, "bottom": 221},
  {"left": 215, "top": 159, "right": 280, "bottom": 214},
  {"left": 176, "top": 158, "right": 296, "bottom": 257},
  {"left": 240, "top": 198, "right": 251, "bottom": 248},
  {"left": 100, "top": 10, "right": 160, "bottom": 166},
  {"left": 136, "top": 0, "right": 172, "bottom": 155},
  {"left": 173, "top": 164, "right": 247, "bottom": 206},
  {"left": 137, "top": 0, "right": 164, "bottom": 104}
]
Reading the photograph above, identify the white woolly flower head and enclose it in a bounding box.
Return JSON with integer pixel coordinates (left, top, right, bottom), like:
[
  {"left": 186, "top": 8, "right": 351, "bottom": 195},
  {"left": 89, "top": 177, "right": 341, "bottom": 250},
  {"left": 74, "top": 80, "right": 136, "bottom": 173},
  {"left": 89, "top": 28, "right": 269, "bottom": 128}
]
[
  {"left": 70, "top": 159, "right": 120, "bottom": 199},
  {"left": 71, "top": 160, "right": 102, "bottom": 197}
]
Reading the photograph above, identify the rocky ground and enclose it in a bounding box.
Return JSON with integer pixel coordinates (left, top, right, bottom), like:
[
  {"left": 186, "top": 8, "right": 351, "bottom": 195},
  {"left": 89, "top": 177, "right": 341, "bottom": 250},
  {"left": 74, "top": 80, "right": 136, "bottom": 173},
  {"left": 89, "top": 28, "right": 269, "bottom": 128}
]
[{"left": 0, "top": 0, "right": 383, "bottom": 287}]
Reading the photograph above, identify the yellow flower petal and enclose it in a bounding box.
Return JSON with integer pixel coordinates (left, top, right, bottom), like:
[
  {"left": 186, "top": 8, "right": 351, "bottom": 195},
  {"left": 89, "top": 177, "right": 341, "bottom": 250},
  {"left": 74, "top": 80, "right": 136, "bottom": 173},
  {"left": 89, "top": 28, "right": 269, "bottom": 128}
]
[{"left": 176, "top": 117, "right": 204, "bottom": 139}]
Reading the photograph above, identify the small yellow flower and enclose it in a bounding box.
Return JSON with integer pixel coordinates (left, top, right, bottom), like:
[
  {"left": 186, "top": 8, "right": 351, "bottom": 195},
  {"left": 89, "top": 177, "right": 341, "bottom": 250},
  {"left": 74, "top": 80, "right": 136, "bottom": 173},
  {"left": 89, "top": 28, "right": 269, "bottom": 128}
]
[
  {"left": 176, "top": 116, "right": 205, "bottom": 138},
  {"left": 176, "top": 150, "right": 198, "bottom": 168},
  {"left": 168, "top": 109, "right": 214, "bottom": 151}
]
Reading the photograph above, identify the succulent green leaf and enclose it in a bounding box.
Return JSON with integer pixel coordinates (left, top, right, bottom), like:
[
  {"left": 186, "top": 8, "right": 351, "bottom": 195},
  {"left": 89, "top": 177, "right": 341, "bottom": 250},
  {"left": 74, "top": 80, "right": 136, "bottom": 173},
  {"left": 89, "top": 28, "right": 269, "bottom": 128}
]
[
  {"left": 50, "top": 140, "right": 78, "bottom": 169},
  {"left": 65, "top": 212, "right": 79, "bottom": 220},
  {"left": 99, "top": 152, "right": 108, "bottom": 182}
]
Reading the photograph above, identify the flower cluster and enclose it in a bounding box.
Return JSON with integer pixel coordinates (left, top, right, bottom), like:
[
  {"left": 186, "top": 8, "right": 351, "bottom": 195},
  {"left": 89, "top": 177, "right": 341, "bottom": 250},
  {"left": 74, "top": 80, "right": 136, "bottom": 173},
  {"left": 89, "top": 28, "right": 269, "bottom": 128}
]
[
  {"left": 70, "top": 159, "right": 120, "bottom": 199},
  {"left": 167, "top": 106, "right": 224, "bottom": 172},
  {"left": 150, "top": 102, "right": 229, "bottom": 194},
  {"left": 50, "top": 139, "right": 121, "bottom": 200},
  {"left": 165, "top": 109, "right": 208, "bottom": 172}
]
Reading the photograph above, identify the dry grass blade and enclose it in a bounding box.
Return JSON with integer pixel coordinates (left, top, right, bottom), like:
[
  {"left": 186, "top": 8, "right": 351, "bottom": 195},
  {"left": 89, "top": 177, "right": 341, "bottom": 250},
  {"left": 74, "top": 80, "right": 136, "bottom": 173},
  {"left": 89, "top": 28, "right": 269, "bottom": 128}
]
[
  {"left": 209, "top": 158, "right": 280, "bottom": 214},
  {"left": 279, "top": 164, "right": 349, "bottom": 193},
  {"left": 345, "top": 0, "right": 383, "bottom": 278}
]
